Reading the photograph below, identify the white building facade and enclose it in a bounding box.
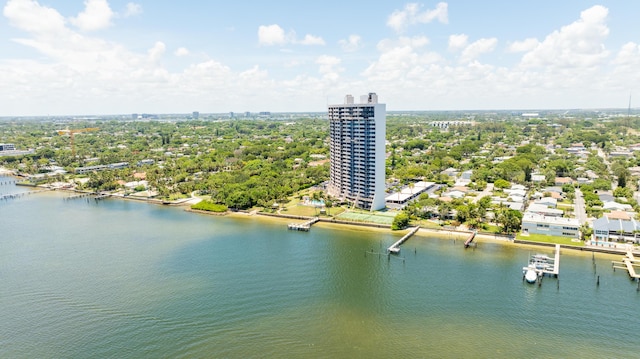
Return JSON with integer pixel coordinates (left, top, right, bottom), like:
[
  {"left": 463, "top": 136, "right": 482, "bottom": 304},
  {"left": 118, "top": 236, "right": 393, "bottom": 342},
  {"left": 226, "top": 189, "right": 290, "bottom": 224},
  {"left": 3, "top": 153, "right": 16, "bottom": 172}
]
[{"left": 327, "top": 93, "right": 386, "bottom": 210}]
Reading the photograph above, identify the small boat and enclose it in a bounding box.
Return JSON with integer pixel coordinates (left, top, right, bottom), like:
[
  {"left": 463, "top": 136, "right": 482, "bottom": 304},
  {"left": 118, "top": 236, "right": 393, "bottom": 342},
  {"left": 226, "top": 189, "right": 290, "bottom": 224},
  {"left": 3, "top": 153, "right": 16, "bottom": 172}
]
[
  {"left": 524, "top": 265, "right": 538, "bottom": 283},
  {"left": 523, "top": 254, "right": 553, "bottom": 284}
]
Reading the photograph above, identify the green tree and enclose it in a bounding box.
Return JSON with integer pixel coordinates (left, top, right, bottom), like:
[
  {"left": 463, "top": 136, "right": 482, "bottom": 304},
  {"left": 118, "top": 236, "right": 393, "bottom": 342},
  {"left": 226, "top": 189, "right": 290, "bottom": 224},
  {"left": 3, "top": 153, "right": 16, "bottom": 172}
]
[
  {"left": 494, "top": 178, "right": 510, "bottom": 189},
  {"left": 391, "top": 212, "right": 410, "bottom": 230}
]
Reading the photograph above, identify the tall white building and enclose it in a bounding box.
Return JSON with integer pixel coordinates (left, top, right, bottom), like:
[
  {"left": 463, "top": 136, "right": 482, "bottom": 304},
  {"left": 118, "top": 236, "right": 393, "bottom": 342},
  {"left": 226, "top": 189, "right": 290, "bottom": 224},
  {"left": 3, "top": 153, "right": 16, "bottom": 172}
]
[{"left": 327, "top": 93, "right": 386, "bottom": 210}]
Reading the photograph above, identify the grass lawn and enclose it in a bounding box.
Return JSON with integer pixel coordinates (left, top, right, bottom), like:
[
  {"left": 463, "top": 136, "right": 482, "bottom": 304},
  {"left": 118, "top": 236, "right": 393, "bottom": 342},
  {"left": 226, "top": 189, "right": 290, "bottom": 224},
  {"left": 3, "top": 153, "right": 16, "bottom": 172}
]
[
  {"left": 517, "top": 233, "right": 584, "bottom": 246},
  {"left": 336, "top": 210, "right": 396, "bottom": 225},
  {"left": 281, "top": 204, "right": 346, "bottom": 217},
  {"left": 413, "top": 219, "right": 442, "bottom": 229}
]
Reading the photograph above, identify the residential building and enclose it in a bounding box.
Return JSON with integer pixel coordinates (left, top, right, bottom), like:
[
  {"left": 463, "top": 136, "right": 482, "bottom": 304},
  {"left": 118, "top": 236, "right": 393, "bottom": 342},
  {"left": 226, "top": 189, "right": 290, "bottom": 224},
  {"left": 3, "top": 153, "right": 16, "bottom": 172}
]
[
  {"left": 327, "top": 93, "right": 386, "bottom": 210},
  {"left": 554, "top": 177, "right": 574, "bottom": 186},
  {"left": 385, "top": 181, "right": 437, "bottom": 209},
  {"left": 593, "top": 215, "right": 640, "bottom": 243},
  {"left": 0, "top": 143, "right": 16, "bottom": 151},
  {"left": 521, "top": 212, "right": 580, "bottom": 238}
]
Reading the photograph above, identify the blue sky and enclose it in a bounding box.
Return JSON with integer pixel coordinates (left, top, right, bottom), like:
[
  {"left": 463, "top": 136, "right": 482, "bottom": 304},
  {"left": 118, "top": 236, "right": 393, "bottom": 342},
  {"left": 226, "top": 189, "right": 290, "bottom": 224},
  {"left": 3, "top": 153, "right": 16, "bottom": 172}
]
[{"left": 1, "top": 0, "right": 639, "bottom": 116}]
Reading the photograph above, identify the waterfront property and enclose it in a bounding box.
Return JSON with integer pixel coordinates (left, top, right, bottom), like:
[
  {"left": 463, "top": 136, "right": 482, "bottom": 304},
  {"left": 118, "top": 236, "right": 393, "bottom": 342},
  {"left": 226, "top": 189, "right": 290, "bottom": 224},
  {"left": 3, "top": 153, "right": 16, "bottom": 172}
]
[
  {"left": 593, "top": 215, "right": 640, "bottom": 243},
  {"left": 385, "top": 181, "right": 437, "bottom": 209},
  {"left": 521, "top": 212, "right": 580, "bottom": 238},
  {"left": 327, "top": 93, "right": 386, "bottom": 211}
]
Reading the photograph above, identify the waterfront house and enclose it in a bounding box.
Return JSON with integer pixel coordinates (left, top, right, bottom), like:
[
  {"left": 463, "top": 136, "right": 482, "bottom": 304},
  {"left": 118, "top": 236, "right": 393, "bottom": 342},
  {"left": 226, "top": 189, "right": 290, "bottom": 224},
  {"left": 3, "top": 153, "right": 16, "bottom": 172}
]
[
  {"left": 593, "top": 215, "right": 640, "bottom": 243},
  {"left": 521, "top": 212, "right": 580, "bottom": 238}
]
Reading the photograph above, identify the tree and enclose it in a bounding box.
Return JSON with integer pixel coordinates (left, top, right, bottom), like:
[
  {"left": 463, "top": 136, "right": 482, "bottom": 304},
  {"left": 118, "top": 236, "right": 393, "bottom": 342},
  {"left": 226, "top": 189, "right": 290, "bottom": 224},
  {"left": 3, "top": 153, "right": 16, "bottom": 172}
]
[
  {"left": 494, "top": 178, "right": 510, "bottom": 189},
  {"left": 496, "top": 209, "right": 522, "bottom": 233},
  {"left": 391, "top": 212, "right": 410, "bottom": 230}
]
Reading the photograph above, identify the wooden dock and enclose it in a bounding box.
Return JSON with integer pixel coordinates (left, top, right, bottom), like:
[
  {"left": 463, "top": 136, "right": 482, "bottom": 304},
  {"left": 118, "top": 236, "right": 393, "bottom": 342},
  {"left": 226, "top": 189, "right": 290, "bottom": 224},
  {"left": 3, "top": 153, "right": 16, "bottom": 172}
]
[
  {"left": 288, "top": 217, "right": 319, "bottom": 231},
  {"left": 388, "top": 226, "right": 420, "bottom": 254},
  {"left": 464, "top": 231, "right": 477, "bottom": 248},
  {"left": 612, "top": 251, "right": 640, "bottom": 279}
]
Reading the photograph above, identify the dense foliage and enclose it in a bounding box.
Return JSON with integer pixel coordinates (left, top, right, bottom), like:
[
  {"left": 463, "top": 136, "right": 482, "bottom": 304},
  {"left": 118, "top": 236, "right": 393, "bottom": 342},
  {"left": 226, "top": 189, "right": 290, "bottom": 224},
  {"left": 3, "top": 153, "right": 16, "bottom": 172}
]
[{"left": 191, "top": 200, "right": 228, "bottom": 212}]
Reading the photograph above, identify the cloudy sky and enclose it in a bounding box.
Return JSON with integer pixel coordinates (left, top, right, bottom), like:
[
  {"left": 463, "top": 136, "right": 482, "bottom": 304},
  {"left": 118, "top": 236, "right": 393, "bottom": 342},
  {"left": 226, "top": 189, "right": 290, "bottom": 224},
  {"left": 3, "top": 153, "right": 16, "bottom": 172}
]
[{"left": 1, "top": 0, "right": 639, "bottom": 116}]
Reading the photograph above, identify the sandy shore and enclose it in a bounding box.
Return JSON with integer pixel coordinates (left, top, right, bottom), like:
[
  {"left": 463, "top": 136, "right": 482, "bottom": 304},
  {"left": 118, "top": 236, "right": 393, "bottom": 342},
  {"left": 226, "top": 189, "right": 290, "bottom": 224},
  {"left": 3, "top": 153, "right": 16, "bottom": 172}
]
[{"left": 8, "top": 180, "right": 633, "bottom": 258}]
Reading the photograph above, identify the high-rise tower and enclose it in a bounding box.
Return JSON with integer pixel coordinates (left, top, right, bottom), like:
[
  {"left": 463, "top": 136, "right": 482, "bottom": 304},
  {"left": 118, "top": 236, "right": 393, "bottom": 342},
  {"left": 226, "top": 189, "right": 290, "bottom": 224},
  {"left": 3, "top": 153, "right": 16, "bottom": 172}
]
[{"left": 327, "top": 93, "right": 386, "bottom": 210}]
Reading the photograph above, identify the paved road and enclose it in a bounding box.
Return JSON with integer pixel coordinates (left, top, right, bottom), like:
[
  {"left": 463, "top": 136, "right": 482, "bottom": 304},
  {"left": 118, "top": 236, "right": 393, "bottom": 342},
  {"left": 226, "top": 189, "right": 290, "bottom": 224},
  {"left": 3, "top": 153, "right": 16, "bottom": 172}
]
[
  {"left": 574, "top": 188, "right": 587, "bottom": 225},
  {"left": 473, "top": 183, "right": 494, "bottom": 203}
]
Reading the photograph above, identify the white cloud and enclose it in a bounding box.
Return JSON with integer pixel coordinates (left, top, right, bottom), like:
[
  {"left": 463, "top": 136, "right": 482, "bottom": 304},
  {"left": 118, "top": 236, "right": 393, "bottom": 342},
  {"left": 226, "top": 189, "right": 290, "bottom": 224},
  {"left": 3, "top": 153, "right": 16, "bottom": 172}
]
[
  {"left": 123, "top": 2, "right": 142, "bottom": 17},
  {"left": 258, "top": 24, "right": 288, "bottom": 46},
  {"left": 298, "top": 34, "right": 325, "bottom": 46},
  {"left": 387, "top": 2, "right": 448, "bottom": 33},
  {"left": 174, "top": 47, "right": 189, "bottom": 57},
  {"left": 258, "top": 24, "right": 285, "bottom": 46},
  {"left": 364, "top": 36, "right": 442, "bottom": 82},
  {"left": 69, "top": 0, "right": 114, "bottom": 31},
  {"left": 1, "top": 1, "right": 638, "bottom": 115},
  {"left": 258, "top": 24, "right": 324, "bottom": 46},
  {"left": 316, "top": 55, "right": 341, "bottom": 74},
  {"left": 377, "top": 36, "right": 430, "bottom": 52},
  {"left": 519, "top": 5, "right": 610, "bottom": 69},
  {"left": 3, "top": 0, "right": 66, "bottom": 34},
  {"left": 148, "top": 41, "right": 166, "bottom": 62},
  {"left": 507, "top": 38, "right": 539, "bottom": 53},
  {"left": 459, "top": 38, "right": 497, "bottom": 63},
  {"left": 339, "top": 34, "right": 362, "bottom": 52},
  {"left": 448, "top": 34, "right": 468, "bottom": 51}
]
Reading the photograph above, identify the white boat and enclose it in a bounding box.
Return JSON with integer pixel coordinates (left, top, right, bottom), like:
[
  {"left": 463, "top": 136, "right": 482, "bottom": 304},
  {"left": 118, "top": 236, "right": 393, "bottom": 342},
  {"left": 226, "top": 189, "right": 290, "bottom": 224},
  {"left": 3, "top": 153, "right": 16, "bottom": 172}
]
[
  {"left": 523, "top": 254, "right": 553, "bottom": 284},
  {"left": 524, "top": 265, "right": 538, "bottom": 283}
]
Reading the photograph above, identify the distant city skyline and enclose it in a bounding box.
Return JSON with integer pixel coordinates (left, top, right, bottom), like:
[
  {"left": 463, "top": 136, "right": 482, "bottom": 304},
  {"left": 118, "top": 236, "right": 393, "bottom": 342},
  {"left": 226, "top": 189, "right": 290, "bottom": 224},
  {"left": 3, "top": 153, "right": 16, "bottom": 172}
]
[{"left": 1, "top": 0, "right": 640, "bottom": 116}]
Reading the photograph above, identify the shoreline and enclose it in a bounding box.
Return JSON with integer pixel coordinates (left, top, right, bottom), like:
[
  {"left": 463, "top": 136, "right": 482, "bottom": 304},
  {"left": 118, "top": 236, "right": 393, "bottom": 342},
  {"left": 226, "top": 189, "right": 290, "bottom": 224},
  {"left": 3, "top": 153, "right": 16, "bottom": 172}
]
[{"left": 3, "top": 176, "right": 636, "bottom": 257}]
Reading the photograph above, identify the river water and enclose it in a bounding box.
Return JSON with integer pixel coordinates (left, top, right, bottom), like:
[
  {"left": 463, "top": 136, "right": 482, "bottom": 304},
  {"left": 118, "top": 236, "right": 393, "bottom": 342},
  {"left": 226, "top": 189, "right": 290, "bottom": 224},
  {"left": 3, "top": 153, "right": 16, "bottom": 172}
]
[{"left": 1, "top": 177, "right": 638, "bottom": 358}]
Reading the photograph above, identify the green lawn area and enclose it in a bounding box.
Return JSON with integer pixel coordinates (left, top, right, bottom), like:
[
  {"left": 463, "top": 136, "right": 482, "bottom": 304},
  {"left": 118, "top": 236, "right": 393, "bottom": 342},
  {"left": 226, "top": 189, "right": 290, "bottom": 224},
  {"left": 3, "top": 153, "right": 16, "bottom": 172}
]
[
  {"left": 517, "top": 233, "right": 584, "bottom": 246},
  {"left": 335, "top": 210, "right": 396, "bottom": 225},
  {"left": 281, "top": 204, "right": 346, "bottom": 217},
  {"left": 480, "top": 224, "right": 502, "bottom": 234},
  {"left": 413, "top": 219, "right": 442, "bottom": 229}
]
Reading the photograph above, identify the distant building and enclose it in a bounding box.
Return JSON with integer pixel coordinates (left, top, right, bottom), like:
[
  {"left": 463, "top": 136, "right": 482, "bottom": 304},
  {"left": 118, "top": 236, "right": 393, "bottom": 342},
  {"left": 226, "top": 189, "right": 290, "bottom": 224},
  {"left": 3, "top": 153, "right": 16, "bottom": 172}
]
[
  {"left": 0, "top": 143, "right": 33, "bottom": 157},
  {"left": 192, "top": 111, "right": 199, "bottom": 119},
  {"left": 0, "top": 143, "right": 16, "bottom": 151},
  {"left": 531, "top": 174, "right": 546, "bottom": 183},
  {"left": 327, "top": 93, "right": 386, "bottom": 210},
  {"left": 554, "top": 177, "right": 574, "bottom": 186}
]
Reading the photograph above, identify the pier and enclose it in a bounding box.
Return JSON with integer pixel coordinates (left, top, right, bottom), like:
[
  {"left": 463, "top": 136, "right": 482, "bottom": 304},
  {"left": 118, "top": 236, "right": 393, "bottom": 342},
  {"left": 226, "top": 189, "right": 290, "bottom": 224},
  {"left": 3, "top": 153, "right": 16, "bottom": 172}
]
[
  {"left": 65, "top": 192, "right": 95, "bottom": 200},
  {"left": 0, "top": 190, "right": 46, "bottom": 202},
  {"left": 523, "top": 244, "right": 561, "bottom": 284},
  {"left": 388, "top": 226, "right": 420, "bottom": 254},
  {"left": 543, "top": 244, "right": 561, "bottom": 277},
  {"left": 288, "top": 217, "right": 319, "bottom": 231},
  {"left": 464, "top": 230, "right": 477, "bottom": 248},
  {"left": 612, "top": 251, "right": 640, "bottom": 280}
]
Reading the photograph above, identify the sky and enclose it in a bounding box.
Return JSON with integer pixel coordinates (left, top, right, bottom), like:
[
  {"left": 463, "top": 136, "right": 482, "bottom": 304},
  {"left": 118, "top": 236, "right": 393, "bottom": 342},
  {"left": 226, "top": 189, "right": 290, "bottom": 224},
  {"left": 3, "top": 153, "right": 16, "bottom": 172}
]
[{"left": 1, "top": 0, "right": 640, "bottom": 116}]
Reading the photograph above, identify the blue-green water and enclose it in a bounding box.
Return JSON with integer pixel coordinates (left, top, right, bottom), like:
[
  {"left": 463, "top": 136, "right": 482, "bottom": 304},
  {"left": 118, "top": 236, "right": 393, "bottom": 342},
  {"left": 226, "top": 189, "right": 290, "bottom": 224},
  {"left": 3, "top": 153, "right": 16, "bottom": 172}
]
[{"left": 1, "top": 177, "right": 639, "bottom": 358}]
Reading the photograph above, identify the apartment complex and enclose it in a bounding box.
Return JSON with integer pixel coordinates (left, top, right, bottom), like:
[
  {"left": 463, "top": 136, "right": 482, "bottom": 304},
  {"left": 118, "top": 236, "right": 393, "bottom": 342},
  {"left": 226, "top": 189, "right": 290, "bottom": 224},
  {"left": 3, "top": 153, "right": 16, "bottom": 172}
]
[{"left": 327, "top": 93, "right": 386, "bottom": 210}]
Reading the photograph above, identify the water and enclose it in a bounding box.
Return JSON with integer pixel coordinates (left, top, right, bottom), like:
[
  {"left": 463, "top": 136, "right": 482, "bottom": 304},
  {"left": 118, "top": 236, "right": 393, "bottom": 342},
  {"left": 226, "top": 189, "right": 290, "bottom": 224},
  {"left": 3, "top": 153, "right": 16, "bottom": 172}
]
[{"left": 1, "top": 176, "right": 639, "bottom": 358}]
